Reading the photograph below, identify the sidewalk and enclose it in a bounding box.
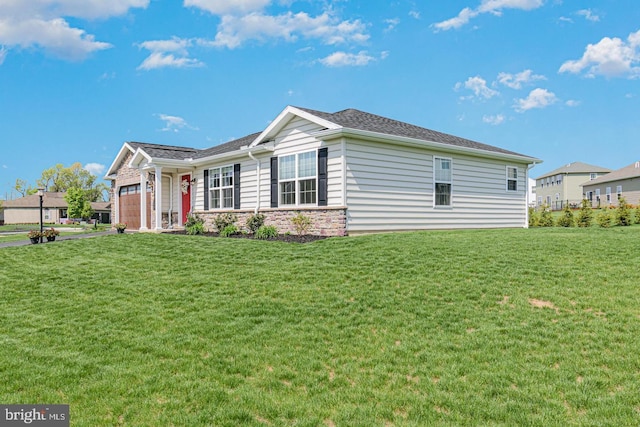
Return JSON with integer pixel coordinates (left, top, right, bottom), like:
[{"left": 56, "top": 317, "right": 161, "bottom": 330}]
[{"left": 0, "top": 230, "right": 118, "bottom": 248}]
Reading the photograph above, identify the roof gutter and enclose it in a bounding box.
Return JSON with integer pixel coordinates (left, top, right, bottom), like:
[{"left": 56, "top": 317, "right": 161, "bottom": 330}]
[
  {"left": 189, "top": 143, "right": 275, "bottom": 167},
  {"left": 314, "top": 128, "right": 542, "bottom": 164}
]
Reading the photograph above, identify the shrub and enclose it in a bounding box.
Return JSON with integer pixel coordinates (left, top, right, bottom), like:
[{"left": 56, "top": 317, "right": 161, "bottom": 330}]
[
  {"left": 214, "top": 213, "right": 237, "bottom": 232},
  {"left": 528, "top": 207, "right": 539, "bottom": 227},
  {"left": 255, "top": 225, "right": 278, "bottom": 240},
  {"left": 596, "top": 209, "right": 612, "bottom": 228},
  {"left": 220, "top": 224, "right": 239, "bottom": 237},
  {"left": 537, "top": 204, "right": 554, "bottom": 227},
  {"left": 615, "top": 197, "right": 632, "bottom": 226},
  {"left": 576, "top": 199, "right": 593, "bottom": 228},
  {"left": 556, "top": 205, "right": 575, "bottom": 227},
  {"left": 291, "top": 212, "right": 312, "bottom": 235},
  {"left": 635, "top": 203, "right": 640, "bottom": 225},
  {"left": 246, "top": 213, "right": 265, "bottom": 234},
  {"left": 185, "top": 213, "right": 205, "bottom": 235}
]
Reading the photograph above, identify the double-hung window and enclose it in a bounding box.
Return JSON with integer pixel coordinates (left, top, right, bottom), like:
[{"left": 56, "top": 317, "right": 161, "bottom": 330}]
[
  {"left": 209, "top": 165, "right": 234, "bottom": 209},
  {"left": 507, "top": 166, "right": 518, "bottom": 191},
  {"left": 434, "top": 157, "right": 452, "bottom": 207},
  {"left": 606, "top": 187, "right": 611, "bottom": 203},
  {"left": 279, "top": 151, "right": 317, "bottom": 206},
  {"left": 616, "top": 185, "right": 622, "bottom": 200}
]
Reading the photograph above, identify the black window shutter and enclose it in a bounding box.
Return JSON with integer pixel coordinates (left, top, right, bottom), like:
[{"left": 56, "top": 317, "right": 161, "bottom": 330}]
[
  {"left": 318, "top": 147, "right": 328, "bottom": 206},
  {"left": 233, "top": 163, "right": 241, "bottom": 210},
  {"left": 270, "top": 157, "right": 278, "bottom": 208},
  {"left": 203, "top": 169, "right": 209, "bottom": 210}
]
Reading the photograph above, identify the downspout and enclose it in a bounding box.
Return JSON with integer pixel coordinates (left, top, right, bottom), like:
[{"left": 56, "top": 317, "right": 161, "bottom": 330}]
[{"left": 248, "top": 151, "right": 261, "bottom": 214}]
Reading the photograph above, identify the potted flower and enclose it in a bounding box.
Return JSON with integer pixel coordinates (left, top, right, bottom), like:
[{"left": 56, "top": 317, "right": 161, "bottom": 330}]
[
  {"left": 115, "top": 223, "right": 127, "bottom": 234},
  {"left": 27, "top": 230, "right": 42, "bottom": 244},
  {"left": 43, "top": 227, "right": 60, "bottom": 242}
]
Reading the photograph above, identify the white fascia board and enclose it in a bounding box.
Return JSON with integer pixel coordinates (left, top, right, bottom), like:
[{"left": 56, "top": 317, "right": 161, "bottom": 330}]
[
  {"left": 128, "top": 148, "right": 153, "bottom": 169},
  {"left": 248, "top": 105, "right": 341, "bottom": 148},
  {"left": 104, "top": 142, "right": 137, "bottom": 179},
  {"left": 315, "top": 128, "right": 543, "bottom": 165},
  {"left": 191, "top": 143, "right": 275, "bottom": 167}
]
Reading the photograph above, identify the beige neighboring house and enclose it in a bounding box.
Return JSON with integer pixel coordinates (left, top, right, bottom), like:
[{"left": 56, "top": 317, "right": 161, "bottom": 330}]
[
  {"left": 535, "top": 162, "right": 611, "bottom": 210},
  {"left": 2, "top": 192, "right": 111, "bottom": 224},
  {"left": 582, "top": 161, "right": 640, "bottom": 208}
]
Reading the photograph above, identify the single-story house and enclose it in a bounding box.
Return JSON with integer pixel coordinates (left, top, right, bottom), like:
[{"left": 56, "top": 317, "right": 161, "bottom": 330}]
[
  {"left": 582, "top": 161, "right": 640, "bottom": 207},
  {"left": 105, "top": 106, "right": 541, "bottom": 235},
  {"left": 2, "top": 192, "right": 111, "bottom": 224}
]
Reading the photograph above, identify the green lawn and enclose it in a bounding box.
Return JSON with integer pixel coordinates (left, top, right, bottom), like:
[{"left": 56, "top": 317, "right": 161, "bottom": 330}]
[{"left": 1, "top": 228, "right": 639, "bottom": 426}]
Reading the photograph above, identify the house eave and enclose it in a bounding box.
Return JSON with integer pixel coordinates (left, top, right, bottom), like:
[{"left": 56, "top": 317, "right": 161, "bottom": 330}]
[
  {"left": 191, "top": 143, "right": 275, "bottom": 166},
  {"left": 314, "top": 128, "right": 542, "bottom": 164}
]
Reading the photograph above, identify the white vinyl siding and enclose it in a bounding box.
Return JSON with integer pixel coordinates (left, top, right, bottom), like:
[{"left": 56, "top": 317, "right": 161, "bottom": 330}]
[{"left": 345, "top": 139, "right": 528, "bottom": 232}]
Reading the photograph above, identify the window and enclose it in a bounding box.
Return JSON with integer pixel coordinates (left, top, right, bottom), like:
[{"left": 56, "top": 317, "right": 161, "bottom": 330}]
[
  {"left": 590, "top": 173, "right": 597, "bottom": 180},
  {"left": 506, "top": 166, "right": 518, "bottom": 191},
  {"left": 434, "top": 157, "right": 452, "bottom": 206},
  {"left": 617, "top": 185, "right": 622, "bottom": 199},
  {"left": 209, "top": 165, "right": 234, "bottom": 209},
  {"left": 44, "top": 208, "right": 50, "bottom": 220},
  {"left": 606, "top": 187, "right": 611, "bottom": 203},
  {"left": 537, "top": 197, "right": 542, "bottom": 206},
  {"left": 279, "top": 151, "right": 317, "bottom": 206},
  {"left": 557, "top": 175, "right": 563, "bottom": 185},
  {"left": 595, "top": 189, "right": 600, "bottom": 201},
  {"left": 539, "top": 179, "right": 544, "bottom": 189}
]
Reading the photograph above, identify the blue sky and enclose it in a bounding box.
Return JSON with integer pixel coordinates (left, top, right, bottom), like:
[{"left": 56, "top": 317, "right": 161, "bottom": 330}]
[{"left": 1, "top": 0, "right": 639, "bottom": 200}]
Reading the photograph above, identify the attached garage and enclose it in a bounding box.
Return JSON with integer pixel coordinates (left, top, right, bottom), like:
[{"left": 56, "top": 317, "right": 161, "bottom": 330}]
[{"left": 118, "top": 184, "right": 151, "bottom": 229}]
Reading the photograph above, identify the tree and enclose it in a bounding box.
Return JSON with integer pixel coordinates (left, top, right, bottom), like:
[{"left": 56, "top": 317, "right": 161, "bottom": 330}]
[
  {"left": 65, "top": 188, "right": 89, "bottom": 220},
  {"left": 615, "top": 197, "right": 632, "bottom": 226},
  {"left": 576, "top": 199, "right": 593, "bottom": 228},
  {"left": 556, "top": 205, "right": 575, "bottom": 227},
  {"left": 37, "top": 163, "right": 109, "bottom": 201},
  {"left": 13, "top": 178, "right": 35, "bottom": 197}
]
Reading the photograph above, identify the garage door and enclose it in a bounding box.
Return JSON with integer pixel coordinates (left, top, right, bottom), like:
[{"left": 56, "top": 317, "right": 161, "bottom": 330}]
[{"left": 119, "top": 184, "right": 151, "bottom": 230}]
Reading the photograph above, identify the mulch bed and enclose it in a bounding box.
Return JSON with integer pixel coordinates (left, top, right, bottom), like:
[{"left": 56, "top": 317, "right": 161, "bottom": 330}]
[{"left": 166, "top": 230, "right": 331, "bottom": 243}]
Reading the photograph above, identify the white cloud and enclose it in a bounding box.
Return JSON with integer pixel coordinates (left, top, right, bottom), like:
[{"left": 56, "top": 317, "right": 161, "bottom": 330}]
[
  {"left": 200, "top": 11, "right": 369, "bottom": 49},
  {"left": 137, "top": 37, "right": 204, "bottom": 70},
  {"left": 433, "top": 0, "right": 543, "bottom": 31},
  {"left": 455, "top": 76, "right": 499, "bottom": 99},
  {"left": 409, "top": 11, "right": 421, "bottom": 20},
  {"left": 0, "top": 1, "right": 148, "bottom": 61},
  {"left": 319, "top": 51, "right": 381, "bottom": 67},
  {"left": 559, "top": 30, "right": 640, "bottom": 78},
  {"left": 384, "top": 18, "right": 400, "bottom": 32},
  {"left": 184, "top": 0, "right": 270, "bottom": 15},
  {"left": 0, "top": 47, "right": 7, "bottom": 65},
  {"left": 514, "top": 88, "right": 558, "bottom": 112},
  {"left": 576, "top": 9, "right": 600, "bottom": 22},
  {"left": 156, "top": 114, "right": 198, "bottom": 132},
  {"left": 84, "top": 163, "right": 106, "bottom": 176},
  {"left": 497, "top": 69, "right": 546, "bottom": 89},
  {"left": 565, "top": 100, "right": 580, "bottom": 107},
  {"left": 483, "top": 114, "right": 505, "bottom": 125}
]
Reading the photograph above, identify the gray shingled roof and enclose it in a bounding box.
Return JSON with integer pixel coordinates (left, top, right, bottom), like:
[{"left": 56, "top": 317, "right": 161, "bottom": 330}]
[
  {"left": 130, "top": 106, "right": 535, "bottom": 161},
  {"left": 583, "top": 161, "right": 640, "bottom": 185},
  {"left": 295, "top": 107, "right": 529, "bottom": 157},
  {"left": 535, "top": 161, "right": 611, "bottom": 179}
]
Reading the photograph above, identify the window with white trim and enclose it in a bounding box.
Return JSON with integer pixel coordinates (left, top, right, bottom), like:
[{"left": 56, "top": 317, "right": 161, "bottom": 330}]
[
  {"left": 506, "top": 166, "right": 518, "bottom": 191},
  {"left": 209, "top": 165, "right": 234, "bottom": 209},
  {"left": 279, "top": 151, "right": 317, "bottom": 206},
  {"left": 606, "top": 187, "right": 611, "bottom": 203},
  {"left": 616, "top": 185, "right": 622, "bottom": 199},
  {"left": 590, "top": 173, "right": 597, "bottom": 180},
  {"left": 434, "top": 157, "right": 452, "bottom": 207}
]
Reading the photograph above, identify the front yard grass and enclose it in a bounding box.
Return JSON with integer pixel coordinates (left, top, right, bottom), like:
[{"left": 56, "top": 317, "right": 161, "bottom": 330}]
[{"left": 1, "top": 227, "right": 639, "bottom": 426}]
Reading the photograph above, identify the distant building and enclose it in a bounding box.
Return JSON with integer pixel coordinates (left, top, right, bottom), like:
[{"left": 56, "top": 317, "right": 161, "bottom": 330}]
[
  {"left": 582, "top": 161, "right": 640, "bottom": 208},
  {"left": 2, "top": 192, "right": 111, "bottom": 224},
  {"left": 535, "top": 162, "right": 611, "bottom": 210}
]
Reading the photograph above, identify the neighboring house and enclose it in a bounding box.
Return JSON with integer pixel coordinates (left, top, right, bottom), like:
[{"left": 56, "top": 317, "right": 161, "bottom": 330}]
[
  {"left": 105, "top": 106, "right": 541, "bottom": 235},
  {"left": 2, "top": 192, "right": 111, "bottom": 224},
  {"left": 582, "top": 161, "right": 640, "bottom": 208},
  {"left": 534, "top": 162, "right": 611, "bottom": 210}
]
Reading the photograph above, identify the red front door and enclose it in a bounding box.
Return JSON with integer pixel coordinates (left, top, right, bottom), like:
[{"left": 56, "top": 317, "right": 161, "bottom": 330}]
[{"left": 181, "top": 175, "right": 191, "bottom": 225}]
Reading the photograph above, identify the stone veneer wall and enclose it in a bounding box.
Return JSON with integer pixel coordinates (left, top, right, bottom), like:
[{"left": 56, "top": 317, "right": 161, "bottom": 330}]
[{"left": 193, "top": 207, "right": 347, "bottom": 236}]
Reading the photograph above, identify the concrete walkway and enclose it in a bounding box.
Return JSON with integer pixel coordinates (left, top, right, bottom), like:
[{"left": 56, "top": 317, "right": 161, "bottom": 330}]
[{"left": 0, "top": 230, "right": 119, "bottom": 248}]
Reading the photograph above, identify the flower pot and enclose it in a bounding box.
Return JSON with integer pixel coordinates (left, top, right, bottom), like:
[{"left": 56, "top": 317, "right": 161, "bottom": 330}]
[
  {"left": 117, "top": 229, "right": 125, "bottom": 234},
  {"left": 30, "top": 237, "right": 40, "bottom": 244},
  {"left": 46, "top": 236, "right": 56, "bottom": 242}
]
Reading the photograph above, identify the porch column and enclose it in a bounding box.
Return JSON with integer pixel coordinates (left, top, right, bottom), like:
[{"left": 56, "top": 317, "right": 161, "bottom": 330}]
[
  {"left": 139, "top": 173, "right": 148, "bottom": 230},
  {"left": 155, "top": 166, "right": 163, "bottom": 230}
]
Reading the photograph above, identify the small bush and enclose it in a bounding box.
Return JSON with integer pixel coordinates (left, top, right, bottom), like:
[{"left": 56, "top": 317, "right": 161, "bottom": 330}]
[
  {"left": 220, "top": 224, "right": 239, "bottom": 237},
  {"left": 555, "top": 205, "right": 574, "bottom": 227},
  {"left": 576, "top": 199, "right": 593, "bottom": 228},
  {"left": 185, "top": 213, "right": 205, "bottom": 235},
  {"left": 528, "top": 207, "right": 539, "bottom": 227},
  {"left": 634, "top": 204, "right": 640, "bottom": 225},
  {"left": 214, "top": 213, "right": 237, "bottom": 232},
  {"left": 291, "top": 212, "right": 312, "bottom": 235},
  {"left": 596, "top": 209, "right": 612, "bottom": 228},
  {"left": 246, "top": 213, "right": 265, "bottom": 234},
  {"left": 615, "top": 197, "right": 632, "bottom": 226},
  {"left": 255, "top": 225, "right": 278, "bottom": 240},
  {"left": 538, "top": 204, "right": 554, "bottom": 227}
]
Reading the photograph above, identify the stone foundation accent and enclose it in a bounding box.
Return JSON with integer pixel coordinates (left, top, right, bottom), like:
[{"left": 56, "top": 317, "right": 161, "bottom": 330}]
[{"left": 192, "top": 207, "right": 347, "bottom": 236}]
